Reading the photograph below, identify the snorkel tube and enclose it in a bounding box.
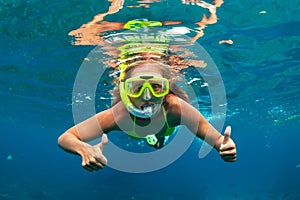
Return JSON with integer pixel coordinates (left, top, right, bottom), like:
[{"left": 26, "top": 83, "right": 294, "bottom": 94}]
[{"left": 117, "top": 20, "right": 167, "bottom": 118}]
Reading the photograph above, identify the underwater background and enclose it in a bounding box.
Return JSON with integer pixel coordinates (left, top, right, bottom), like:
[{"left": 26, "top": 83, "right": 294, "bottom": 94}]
[{"left": 1, "top": 0, "right": 300, "bottom": 199}]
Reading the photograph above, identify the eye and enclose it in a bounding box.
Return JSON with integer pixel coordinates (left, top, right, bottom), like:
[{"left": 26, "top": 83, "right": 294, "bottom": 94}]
[
  {"left": 131, "top": 80, "right": 144, "bottom": 93},
  {"left": 151, "top": 83, "right": 162, "bottom": 92},
  {"left": 134, "top": 86, "right": 143, "bottom": 92}
]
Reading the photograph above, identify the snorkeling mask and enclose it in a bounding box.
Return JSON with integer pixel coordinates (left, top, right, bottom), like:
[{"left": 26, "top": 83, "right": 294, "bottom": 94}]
[
  {"left": 124, "top": 76, "right": 169, "bottom": 98},
  {"left": 119, "top": 71, "right": 169, "bottom": 118}
]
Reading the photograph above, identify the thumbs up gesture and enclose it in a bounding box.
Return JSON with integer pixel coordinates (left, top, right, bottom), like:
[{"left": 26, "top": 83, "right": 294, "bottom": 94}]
[
  {"left": 219, "top": 126, "right": 237, "bottom": 162},
  {"left": 80, "top": 134, "right": 108, "bottom": 172}
]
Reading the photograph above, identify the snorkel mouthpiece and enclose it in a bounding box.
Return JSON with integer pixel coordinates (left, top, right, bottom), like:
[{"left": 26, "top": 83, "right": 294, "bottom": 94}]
[
  {"left": 127, "top": 104, "right": 153, "bottom": 118},
  {"left": 142, "top": 104, "right": 154, "bottom": 115}
]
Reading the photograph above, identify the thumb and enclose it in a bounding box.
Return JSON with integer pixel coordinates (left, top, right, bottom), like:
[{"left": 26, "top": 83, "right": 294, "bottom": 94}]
[
  {"left": 223, "top": 126, "right": 231, "bottom": 144},
  {"left": 99, "top": 134, "right": 108, "bottom": 151}
]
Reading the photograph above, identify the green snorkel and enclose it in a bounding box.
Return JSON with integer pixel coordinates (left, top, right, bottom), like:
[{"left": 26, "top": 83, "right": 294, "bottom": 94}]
[
  {"left": 124, "top": 19, "right": 162, "bottom": 30},
  {"left": 118, "top": 19, "right": 168, "bottom": 118}
]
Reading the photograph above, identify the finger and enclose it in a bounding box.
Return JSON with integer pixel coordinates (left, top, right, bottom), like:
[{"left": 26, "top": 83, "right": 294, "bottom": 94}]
[
  {"left": 82, "top": 165, "right": 94, "bottom": 172},
  {"left": 90, "top": 161, "right": 104, "bottom": 170},
  {"left": 89, "top": 157, "right": 105, "bottom": 170},
  {"left": 82, "top": 158, "right": 104, "bottom": 171},
  {"left": 219, "top": 148, "right": 236, "bottom": 156},
  {"left": 99, "top": 134, "right": 108, "bottom": 151},
  {"left": 219, "top": 143, "right": 235, "bottom": 151},
  {"left": 96, "top": 155, "right": 107, "bottom": 166},
  {"left": 82, "top": 161, "right": 94, "bottom": 172},
  {"left": 223, "top": 126, "right": 231, "bottom": 144},
  {"left": 221, "top": 152, "right": 236, "bottom": 159},
  {"left": 221, "top": 155, "right": 236, "bottom": 162}
]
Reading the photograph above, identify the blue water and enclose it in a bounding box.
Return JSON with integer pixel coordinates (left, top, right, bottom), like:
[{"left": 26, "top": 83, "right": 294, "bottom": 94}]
[{"left": 1, "top": 0, "right": 300, "bottom": 199}]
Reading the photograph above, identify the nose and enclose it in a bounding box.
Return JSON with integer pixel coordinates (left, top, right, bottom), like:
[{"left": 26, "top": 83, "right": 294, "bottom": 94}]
[{"left": 143, "top": 88, "right": 151, "bottom": 101}]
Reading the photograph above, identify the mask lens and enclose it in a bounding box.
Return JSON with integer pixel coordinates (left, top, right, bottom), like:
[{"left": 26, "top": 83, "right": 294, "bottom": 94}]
[
  {"left": 149, "top": 79, "right": 167, "bottom": 95},
  {"left": 125, "top": 77, "right": 169, "bottom": 98},
  {"left": 128, "top": 79, "right": 145, "bottom": 96}
]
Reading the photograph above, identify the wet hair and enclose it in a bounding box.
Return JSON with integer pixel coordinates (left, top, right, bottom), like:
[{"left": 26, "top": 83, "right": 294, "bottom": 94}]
[{"left": 111, "top": 60, "right": 189, "bottom": 106}]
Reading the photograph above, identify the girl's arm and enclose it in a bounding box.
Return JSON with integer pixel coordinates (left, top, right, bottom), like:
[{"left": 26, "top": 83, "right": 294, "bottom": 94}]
[
  {"left": 57, "top": 108, "right": 117, "bottom": 171},
  {"left": 58, "top": 108, "right": 115, "bottom": 152},
  {"left": 166, "top": 95, "right": 236, "bottom": 162}
]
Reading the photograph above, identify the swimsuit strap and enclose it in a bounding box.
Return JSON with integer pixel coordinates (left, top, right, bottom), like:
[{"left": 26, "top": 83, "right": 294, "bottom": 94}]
[
  {"left": 162, "top": 106, "right": 176, "bottom": 136},
  {"left": 162, "top": 106, "right": 171, "bottom": 128},
  {"left": 133, "top": 114, "right": 137, "bottom": 132}
]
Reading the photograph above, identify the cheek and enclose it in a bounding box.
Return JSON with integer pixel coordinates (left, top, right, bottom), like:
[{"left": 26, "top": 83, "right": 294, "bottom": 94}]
[
  {"left": 153, "top": 97, "right": 164, "bottom": 103},
  {"left": 129, "top": 97, "right": 140, "bottom": 106}
]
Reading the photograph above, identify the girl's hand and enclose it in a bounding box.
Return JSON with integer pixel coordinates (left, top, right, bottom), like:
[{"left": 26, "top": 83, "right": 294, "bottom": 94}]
[
  {"left": 79, "top": 134, "right": 108, "bottom": 172},
  {"left": 219, "top": 126, "right": 236, "bottom": 162}
]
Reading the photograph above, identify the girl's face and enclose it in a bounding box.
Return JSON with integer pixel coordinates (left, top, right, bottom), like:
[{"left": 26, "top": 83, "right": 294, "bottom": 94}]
[{"left": 127, "top": 63, "right": 165, "bottom": 111}]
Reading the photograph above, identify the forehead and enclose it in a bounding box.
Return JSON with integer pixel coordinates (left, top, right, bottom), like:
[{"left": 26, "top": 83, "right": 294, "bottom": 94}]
[{"left": 130, "top": 63, "right": 163, "bottom": 77}]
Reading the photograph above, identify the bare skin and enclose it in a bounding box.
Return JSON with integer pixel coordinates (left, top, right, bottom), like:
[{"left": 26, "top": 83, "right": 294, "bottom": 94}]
[{"left": 58, "top": 63, "right": 236, "bottom": 172}]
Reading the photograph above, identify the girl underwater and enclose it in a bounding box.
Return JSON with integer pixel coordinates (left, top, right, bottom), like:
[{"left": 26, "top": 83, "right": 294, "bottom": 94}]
[
  {"left": 58, "top": 0, "right": 236, "bottom": 172},
  {"left": 58, "top": 51, "right": 236, "bottom": 172}
]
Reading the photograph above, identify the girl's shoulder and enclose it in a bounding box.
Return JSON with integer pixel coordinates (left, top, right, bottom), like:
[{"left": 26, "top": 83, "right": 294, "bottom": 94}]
[
  {"left": 163, "top": 94, "right": 186, "bottom": 126},
  {"left": 164, "top": 93, "right": 180, "bottom": 106},
  {"left": 165, "top": 93, "right": 189, "bottom": 106},
  {"left": 163, "top": 94, "right": 182, "bottom": 117},
  {"left": 164, "top": 94, "right": 193, "bottom": 115}
]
